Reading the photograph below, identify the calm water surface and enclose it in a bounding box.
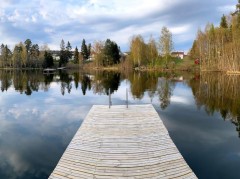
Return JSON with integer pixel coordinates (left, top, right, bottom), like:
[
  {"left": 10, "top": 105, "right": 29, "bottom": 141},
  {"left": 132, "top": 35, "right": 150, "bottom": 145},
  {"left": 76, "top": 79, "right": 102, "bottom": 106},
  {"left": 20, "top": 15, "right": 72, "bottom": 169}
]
[{"left": 0, "top": 70, "right": 240, "bottom": 179}]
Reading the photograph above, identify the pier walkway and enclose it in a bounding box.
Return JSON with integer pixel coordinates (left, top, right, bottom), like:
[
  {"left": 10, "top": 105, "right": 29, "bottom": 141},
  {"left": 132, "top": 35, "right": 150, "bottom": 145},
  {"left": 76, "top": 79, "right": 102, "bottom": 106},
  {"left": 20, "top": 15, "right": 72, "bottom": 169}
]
[{"left": 49, "top": 104, "right": 197, "bottom": 179}]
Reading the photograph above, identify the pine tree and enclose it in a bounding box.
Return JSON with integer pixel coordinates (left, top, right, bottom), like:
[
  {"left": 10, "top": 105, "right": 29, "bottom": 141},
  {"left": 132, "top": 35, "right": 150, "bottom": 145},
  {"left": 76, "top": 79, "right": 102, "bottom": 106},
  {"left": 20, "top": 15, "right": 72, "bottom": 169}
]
[
  {"left": 220, "top": 14, "right": 228, "bottom": 28},
  {"left": 66, "top": 41, "right": 72, "bottom": 62},
  {"left": 81, "top": 39, "right": 88, "bottom": 60},
  {"left": 87, "top": 43, "right": 91, "bottom": 59},
  {"left": 73, "top": 46, "right": 79, "bottom": 64},
  {"left": 24, "top": 39, "right": 32, "bottom": 53},
  {"left": 104, "top": 39, "right": 120, "bottom": 66},
  {"left": 59, "top": 40, "right": 72, "bottom": 67},
  {"left": 43, "top": 51, "right": 54, "bottom": 68}
]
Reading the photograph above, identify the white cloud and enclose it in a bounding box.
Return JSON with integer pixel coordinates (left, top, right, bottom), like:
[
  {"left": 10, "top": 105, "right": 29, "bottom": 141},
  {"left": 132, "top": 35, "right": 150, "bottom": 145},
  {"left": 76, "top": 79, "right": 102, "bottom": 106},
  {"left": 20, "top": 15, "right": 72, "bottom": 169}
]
[
  {"left": 0, "top": 0, "right": 237, "bottom": 51},
  {"left": 218, "top": 5, "right": 236, "bottom": 13},
  {"left": 171, "top": 96, "right": 191, "bottom": 105},
  {"left": 170, "top": 24, "right": 191, "bottom": 35}
]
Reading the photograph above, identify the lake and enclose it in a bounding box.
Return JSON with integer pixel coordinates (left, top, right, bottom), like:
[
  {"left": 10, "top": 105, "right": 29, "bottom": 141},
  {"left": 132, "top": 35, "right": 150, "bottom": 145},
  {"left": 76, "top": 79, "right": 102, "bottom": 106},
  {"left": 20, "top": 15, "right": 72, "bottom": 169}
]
[{"left": 0, "top": 70, "right": 240, "bottom": 179}]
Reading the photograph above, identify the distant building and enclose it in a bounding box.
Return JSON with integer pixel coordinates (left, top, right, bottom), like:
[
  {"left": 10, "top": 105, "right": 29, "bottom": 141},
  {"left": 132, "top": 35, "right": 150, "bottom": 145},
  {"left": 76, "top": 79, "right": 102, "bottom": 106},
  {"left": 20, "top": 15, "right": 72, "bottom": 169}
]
[
  {"left": 49, "top": 50, "right": 74, "bottom": 61},
  {"left": 171, "top": 51, "right": 184, "bottom": 59},
  {"left": 50, "top": 50, "right": 61, "bottom": 61}
]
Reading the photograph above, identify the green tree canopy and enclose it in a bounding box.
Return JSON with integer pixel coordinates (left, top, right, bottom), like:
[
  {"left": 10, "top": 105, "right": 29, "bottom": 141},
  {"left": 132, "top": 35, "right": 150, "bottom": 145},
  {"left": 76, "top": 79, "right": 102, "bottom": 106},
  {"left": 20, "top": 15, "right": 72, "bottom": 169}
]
[
  {"left": 59, "top": 39, "right": 71, "bottom": 66},
  {"left": 81, "top": 39, "right": 88, "bottom": 60},
  {"left": 159, "top": 26, "right": 173, "bottom": 57},
  {"left": 104, "top": 39, "right": 120, "bottom": 66},
  {"left": 43, "top": 51, "right": 54, "bottom": 68},
  {"left": 220, "top": 14, "right": 228, "bottom": 28},
  {"left": 73, "top": 46, "right": 79, "bottom": 64}
]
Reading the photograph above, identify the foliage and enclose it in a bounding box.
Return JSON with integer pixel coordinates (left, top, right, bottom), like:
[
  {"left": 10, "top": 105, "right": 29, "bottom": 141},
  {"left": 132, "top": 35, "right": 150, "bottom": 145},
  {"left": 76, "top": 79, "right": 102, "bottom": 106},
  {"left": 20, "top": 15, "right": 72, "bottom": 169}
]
[
  {"left": 43, "top": 51, "right": 54, "bottom": 68},
  {"left": 104, "top": 39, "right": 120, "bottom": 66},
  {"left": 66, "top": 41, "right": 72, "bottom": 60},
  {"left": 147, "top": 36, "right": 158, "bottom": 67},
  {"left": 92, "top": 39, "right": 120, "bottom": 67},
  {"left": 159, "top": 27, "right": 174, "bottom": 68},
  {"left": 92, "top": 41, "right": 105, "bottom": 67},
  {"left": 128, "top": 28, "right": 174, "bottom": 69},
  {"left": 59, "top": 39, "right": 72, "bottom": 67},
  {"left": 159, "top": 26, "right": 173, "bottom": 56},
  {"left": 87, "top": 43, "right": 91, "bottom": 58},
  {"left": 0, "top": 44, "right": 12, "bottom": 67},
  {"left": 73, "top": 46, "right": 79, "bottom": 64},
  {"left": 220, "top": 14, "right": 228, "bottom": 28},
  {"left": 129, "top": 35, "right": 147, "bottom": 67},
  {"left": 81, "top": 39, "right": 89, "bottom": 60},
  {"left": 188, "top": 73, "right": 240, "bottom": 136},
  {"left": 190, "top": 1, "right": 240, "bottom": 71}
]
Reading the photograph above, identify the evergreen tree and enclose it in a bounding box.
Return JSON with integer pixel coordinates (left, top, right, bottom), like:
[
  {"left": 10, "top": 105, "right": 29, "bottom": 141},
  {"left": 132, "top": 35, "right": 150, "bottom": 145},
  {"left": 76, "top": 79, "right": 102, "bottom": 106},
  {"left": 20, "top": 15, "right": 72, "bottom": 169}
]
[
  {"left": 81, "top": 39, "right": 88, "bottom": 60},
  {"left": 24, "top": 39, "right": 32, "bottom": 67},
  {"left": 43, "top": 51, "right": 54, "bottom": 68},
  {"left": 24, "top": 39, "right": 32, "bottom": 53},
  {"left": 73, "top": 46, "right": 79, "bottom": 64},
  {"left": 190, "top": 2, "right": 240, "bottom": 71},
  {"left": 104, "top": 39, "right": 120, "bottom": 66},
  {"left": 59, "top": 40, "right": 72, "bottom": 66},
  {"left": 220, "top": 14, "right": 228, "bottom": 28},
  {"left": 59, "top": 39, "right": 65, "bottom": 67},
  {"left": 87, "top": 43, "right": 91, "bottom": 59},
  {"left": 66, "top": 41, "right": 72, "bottom": 61}
]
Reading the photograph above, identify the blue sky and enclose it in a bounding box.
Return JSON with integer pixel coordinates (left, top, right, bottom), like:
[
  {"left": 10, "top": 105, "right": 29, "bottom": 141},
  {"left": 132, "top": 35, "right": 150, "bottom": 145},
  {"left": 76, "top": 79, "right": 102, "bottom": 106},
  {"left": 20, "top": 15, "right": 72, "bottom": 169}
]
[{"left": 0, "top": 0, "right": 237, "bottom": 52}]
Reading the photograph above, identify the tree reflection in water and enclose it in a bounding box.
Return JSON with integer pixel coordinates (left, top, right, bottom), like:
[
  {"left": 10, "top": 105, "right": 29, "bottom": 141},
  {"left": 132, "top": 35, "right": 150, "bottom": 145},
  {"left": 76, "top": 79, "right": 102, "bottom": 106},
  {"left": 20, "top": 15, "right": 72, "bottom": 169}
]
[
  {"left": 1, "top": 69, "right": 240, "bottom": 136},
  {"left": 188, "top": 73, "right": 240, "bottom": 137},
  {"left": 157, "top": 78, "right": 175, "bottom": 109}
]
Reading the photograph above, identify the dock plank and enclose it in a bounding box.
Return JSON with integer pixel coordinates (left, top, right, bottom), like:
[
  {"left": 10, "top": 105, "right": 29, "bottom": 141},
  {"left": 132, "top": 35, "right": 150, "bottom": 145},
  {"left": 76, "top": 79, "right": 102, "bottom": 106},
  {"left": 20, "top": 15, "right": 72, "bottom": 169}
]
[{"left": 49, "top": 105, "right": 197, "bottom": 179}]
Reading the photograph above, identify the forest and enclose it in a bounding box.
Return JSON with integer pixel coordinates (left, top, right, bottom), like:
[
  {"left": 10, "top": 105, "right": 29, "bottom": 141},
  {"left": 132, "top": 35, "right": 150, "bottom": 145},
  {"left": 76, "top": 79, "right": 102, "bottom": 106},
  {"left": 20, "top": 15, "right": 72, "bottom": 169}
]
[
  {"left": 189, "top": 0, "right": 240, "bottom": 72},
  {"left": 0, "top": 26, "right": 175, "bottom": 70}
]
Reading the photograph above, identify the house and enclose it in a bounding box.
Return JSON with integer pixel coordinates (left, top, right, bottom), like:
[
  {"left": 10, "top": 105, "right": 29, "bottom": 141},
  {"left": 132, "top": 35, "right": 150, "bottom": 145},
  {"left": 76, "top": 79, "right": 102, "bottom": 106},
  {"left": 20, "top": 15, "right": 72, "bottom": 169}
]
[
  {"left": 171, "top": 51, "right": 184, "bottom": 59},
  {"left": 49, "top": 50, "right": 74, "bottom": 61}
]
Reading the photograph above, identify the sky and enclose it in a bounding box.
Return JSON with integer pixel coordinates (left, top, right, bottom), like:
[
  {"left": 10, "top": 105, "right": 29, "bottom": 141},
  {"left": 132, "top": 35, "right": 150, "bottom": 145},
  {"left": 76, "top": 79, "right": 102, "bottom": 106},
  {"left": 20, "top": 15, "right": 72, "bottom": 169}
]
[{"left": 0, "top": 0, "right": 237, "bottom": 52}]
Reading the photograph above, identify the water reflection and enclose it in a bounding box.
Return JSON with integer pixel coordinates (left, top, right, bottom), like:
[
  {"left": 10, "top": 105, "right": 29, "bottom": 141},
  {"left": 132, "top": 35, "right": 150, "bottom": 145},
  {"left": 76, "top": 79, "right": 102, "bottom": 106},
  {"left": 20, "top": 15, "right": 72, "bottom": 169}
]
[
  {"left": 1, "top": 70, "right": 240, "bottom": 126},
  {"left": 188, "top": 72, "right": 240, "bottom": 137},
  {"left": 0, "top": 70, "right": 240, "bottom": 179}
]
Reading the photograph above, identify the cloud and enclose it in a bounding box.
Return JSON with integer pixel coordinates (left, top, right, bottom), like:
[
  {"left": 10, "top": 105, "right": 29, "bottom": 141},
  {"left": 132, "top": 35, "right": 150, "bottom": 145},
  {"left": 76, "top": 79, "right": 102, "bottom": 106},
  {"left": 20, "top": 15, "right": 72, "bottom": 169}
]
[
  {"left": 0, "top": 0, "right": 237, "bottom": 51},
  {"left": 170, "top": 96, "right": 191, "bottom": 105}
]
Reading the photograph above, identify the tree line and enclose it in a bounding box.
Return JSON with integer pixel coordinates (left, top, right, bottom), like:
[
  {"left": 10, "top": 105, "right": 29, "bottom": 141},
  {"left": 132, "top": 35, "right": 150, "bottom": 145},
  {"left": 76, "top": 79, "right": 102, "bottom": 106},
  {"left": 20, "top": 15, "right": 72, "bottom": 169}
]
[
  {"left": 0, "top": 38, "right": 92, "bottom": 68},
  {"left": 0, "top": 37, "right": 122, "bottom": 68},
  {"left": 189, "top": 0, "right": 240, "bottom": 72},
  {"left": 127, "top": 26, "right": 174, "bottom": 69},
  {"left": 187, "top": 72, "right": 240, "bottom": 136},
  {"left": 0, "top": 26, "right": 175, "bottom": 69},
  {"left": 0, "top": 39, "right": 61, "bottom": 68},
  {"left": 0, "top": 69, "right": 176, "bottom": 110}
]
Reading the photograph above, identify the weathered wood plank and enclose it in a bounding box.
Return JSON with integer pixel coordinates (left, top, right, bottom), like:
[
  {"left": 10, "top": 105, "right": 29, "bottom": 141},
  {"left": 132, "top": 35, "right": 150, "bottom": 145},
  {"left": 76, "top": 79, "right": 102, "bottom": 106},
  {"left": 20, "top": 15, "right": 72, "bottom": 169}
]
[{"left": 49, "top": 105, "right": 197, "bottom": 179}]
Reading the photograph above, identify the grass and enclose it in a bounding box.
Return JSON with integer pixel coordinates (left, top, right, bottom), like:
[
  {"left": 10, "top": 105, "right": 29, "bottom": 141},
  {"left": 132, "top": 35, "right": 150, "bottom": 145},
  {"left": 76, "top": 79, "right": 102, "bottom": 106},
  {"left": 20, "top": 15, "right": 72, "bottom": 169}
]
[
  {"left": 174, "top": 56, "right": 199, "bottom": 71},
  {"left": 78, "top": 56, "right": 200, "bottom": 72}
]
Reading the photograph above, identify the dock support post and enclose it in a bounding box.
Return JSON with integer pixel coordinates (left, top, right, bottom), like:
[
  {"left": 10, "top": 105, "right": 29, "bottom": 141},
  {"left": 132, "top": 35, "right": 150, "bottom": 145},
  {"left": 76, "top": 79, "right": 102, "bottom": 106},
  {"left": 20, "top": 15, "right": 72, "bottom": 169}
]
[
  {"left": 126, "top": 88, "right": 128, "bottom": 108},
  {"left": 109, "top": 88, "right": 111, "bottom": 108}
]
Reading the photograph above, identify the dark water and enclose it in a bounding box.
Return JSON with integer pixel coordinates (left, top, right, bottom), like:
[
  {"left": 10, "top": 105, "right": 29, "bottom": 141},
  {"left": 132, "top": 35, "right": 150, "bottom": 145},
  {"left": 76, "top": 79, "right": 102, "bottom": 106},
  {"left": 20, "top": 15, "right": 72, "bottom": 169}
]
[{"left": 0, "top": 70, "right": 240, "bottom": 179}]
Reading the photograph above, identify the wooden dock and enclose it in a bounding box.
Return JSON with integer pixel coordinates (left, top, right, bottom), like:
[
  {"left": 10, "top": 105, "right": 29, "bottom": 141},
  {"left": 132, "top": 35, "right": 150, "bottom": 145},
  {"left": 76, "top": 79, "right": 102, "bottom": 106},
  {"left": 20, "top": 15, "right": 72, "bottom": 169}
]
[{"left": 49, "top": 105, "right": 197, "bottom": 179}]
